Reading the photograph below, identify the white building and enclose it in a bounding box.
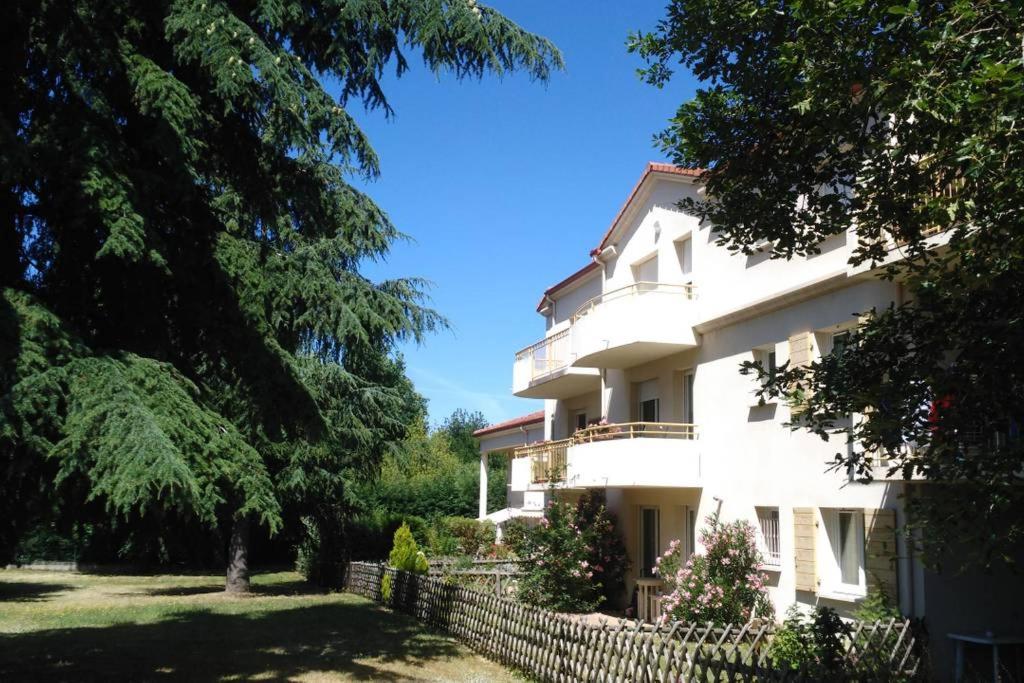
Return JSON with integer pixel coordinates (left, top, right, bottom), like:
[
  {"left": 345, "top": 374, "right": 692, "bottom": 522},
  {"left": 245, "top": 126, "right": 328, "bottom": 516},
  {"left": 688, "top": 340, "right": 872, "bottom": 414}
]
[{"left": 474, "top": 163, "right": 1022, "bottom": 678}]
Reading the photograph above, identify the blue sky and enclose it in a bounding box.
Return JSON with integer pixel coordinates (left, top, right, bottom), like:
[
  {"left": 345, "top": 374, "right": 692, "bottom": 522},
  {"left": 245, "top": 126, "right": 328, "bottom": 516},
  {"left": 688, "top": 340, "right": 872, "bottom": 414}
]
[{"left": 353, "top": 2, "right": 698, "bottom": 426}]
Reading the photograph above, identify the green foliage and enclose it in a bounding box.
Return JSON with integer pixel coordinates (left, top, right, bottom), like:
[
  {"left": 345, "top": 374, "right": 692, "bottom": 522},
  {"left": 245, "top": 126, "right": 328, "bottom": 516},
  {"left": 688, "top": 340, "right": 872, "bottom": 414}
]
[
  {"left": 656, "top": 513, "right": 773, "bottom": 624},
  {"left": 388, "top": 523, "right": 429, "bottom": 574},
  {"left": 511, "top": 491, "right": 629, "bottom": 613},
  {"left": 382, "top": 522, "right": 428, "bottom": 602},
  {"left": 427, "top": 517, "right": 496, "bottom": 557},
  {"left": 358, "top": 410, "right": 507, "bottom": 519},
  {"left": 633, "top": 0, "right": 1024, "bottom": 569},
  {"left": 852, "top": 588, "right": 902, "bottom": 623},
  {"left": 440, "top": 409, "right": 489, "bottom": 464},
  {"left": 769, "top": 606, "right": 849, "bottom": 675},
  {"left": 1, "top": 1, "right": 559, "bottom": 574}
]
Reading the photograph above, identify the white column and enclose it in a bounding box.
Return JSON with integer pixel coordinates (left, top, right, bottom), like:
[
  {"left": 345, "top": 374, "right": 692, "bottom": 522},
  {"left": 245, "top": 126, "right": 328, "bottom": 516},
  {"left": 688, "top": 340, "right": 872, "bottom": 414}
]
[{"left": 478, "top": 450, "right": 489, "bottom": 520}]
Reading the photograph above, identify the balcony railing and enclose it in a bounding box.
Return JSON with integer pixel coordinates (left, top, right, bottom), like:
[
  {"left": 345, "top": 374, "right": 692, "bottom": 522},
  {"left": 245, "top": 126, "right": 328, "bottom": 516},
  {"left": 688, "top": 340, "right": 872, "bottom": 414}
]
[
  {"left": 572, "top": 421, "right": 698, "bottom": 443},
  {"left": 514, "top": 328, "right": 572, "bottom": 382},
  {"left": 515, "top": 439, "right": 572, "bottom": 484},
  {"left": 570, "top": 282, "right": 696, "bottom": 324}
]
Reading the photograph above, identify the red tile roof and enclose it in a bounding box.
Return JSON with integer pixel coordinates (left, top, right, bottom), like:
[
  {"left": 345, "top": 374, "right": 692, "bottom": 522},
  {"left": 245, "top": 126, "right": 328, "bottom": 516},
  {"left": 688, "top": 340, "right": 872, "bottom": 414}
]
[
  {"left": 473, "top": 410, "right": 545, "bottom": 437},
  {"left": 535, "top": 261, "right": 601, "bottom": 312},
  {"left": 592, "top": 162, "right": 704, "bottom": 256}
]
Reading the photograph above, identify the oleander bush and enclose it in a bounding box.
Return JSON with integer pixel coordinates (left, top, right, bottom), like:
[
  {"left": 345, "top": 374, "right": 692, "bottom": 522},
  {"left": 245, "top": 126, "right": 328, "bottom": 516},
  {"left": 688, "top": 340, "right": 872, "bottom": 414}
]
[
  {"left": 511, "top": 491, "right": 628, "bottom": 613},
  {"left": 656, "top": 513, "right": 773, "bottom": 624}
]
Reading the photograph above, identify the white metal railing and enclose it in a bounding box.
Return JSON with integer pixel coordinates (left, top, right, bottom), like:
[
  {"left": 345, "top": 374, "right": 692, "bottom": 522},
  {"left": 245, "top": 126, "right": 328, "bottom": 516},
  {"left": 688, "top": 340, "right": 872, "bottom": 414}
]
[
  {"left": 514, "top": 328, "right": 572, "bottom": 381},
  {"left": 570, "top": 282, "right": 696, "bottom": 324},
  {"left": 636, "top": 578, "right": 665, "bottom": 623},
  {"left": 571, "top": 421, "right": 698, "bottom": 443},
  {"left": 513, "top": 439, "right": 572, "bottom": 483}
]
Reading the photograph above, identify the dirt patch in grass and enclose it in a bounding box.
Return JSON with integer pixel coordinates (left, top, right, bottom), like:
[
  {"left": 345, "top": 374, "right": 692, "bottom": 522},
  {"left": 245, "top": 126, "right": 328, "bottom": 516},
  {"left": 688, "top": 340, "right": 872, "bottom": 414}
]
[{"left": 0, "top": 569, "right": 519, "bottom": 682}]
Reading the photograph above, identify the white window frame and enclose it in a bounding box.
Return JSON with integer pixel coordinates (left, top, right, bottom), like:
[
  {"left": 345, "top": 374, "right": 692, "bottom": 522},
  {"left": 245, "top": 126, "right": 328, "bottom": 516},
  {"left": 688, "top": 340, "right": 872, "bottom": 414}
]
[
  {"left": 823, "top": 508, "right": 866, "bottom": 597},
  {"left": 756, "top": 507, "right": 781, "bottom": 569},
  {"left": 573, "top": 410, "right": 588, "bottom": 434}
]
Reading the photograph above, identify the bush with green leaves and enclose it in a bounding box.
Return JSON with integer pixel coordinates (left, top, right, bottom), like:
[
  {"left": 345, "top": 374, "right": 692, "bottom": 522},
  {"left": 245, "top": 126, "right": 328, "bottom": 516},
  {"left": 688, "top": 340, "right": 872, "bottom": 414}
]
[
  {"left": 852, "top": 588, "right": 902, "bottom": 622},
  {"left": 769, "top": 605, "right": 850, "bottom": 675},
  {"left": 381, "top": 523, "right": 429, "bottom": 602},
  {"left": 655, "top": 513, "right": 773, "bottom": 624},
  {"left": 511, "top": 491, "right": 629, "bottom": 613}
]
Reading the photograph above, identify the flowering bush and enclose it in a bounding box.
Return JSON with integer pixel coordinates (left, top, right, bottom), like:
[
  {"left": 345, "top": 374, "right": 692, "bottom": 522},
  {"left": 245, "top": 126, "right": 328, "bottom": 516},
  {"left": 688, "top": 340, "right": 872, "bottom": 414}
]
[
  {"left": 656, "top": 513, "right": 773, "bottom": 624},
  {"left": 512, "top": 491, "right": 629, "bottom": 613}
]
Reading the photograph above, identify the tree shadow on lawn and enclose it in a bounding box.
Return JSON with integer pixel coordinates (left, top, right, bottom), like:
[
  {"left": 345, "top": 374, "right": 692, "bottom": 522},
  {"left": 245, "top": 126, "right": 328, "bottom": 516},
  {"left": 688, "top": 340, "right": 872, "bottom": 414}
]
[
  {"left": 144, "top": 577, "right": 319, "bottom": 597},
  {"left": 0, "top": 580, "right": 73, "bottom": 602},
  {"left": 0, "top": 599, "right": 464, "bottom": 682}
]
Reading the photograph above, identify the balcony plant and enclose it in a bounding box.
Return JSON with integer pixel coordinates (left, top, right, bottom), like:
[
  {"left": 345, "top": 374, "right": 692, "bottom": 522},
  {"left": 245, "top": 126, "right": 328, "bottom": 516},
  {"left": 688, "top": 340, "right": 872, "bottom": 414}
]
[{"left": 655, "top": 513, "right": 773, "bottom": 624}]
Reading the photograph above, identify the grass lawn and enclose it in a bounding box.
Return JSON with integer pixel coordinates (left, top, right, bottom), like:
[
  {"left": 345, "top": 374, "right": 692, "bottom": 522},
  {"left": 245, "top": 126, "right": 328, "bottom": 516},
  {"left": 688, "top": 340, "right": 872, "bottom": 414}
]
[{"left": 0, "top": 569, "right": 519, "bottom": 682}]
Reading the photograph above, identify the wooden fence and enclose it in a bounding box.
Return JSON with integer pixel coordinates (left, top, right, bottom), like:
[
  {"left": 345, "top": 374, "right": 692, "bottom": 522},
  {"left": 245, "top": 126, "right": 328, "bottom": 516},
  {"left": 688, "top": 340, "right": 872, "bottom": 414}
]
[
  {"left": 428, "top": 557, "right": 527, "bottom": 598},
  {"left": 346, "top": 562, "right": 924, "bottom": 682}
]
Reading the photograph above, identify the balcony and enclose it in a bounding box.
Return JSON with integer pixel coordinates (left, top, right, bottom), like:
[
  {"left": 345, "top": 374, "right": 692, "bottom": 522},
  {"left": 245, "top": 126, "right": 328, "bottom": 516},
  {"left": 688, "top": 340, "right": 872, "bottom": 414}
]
[
  {"left": 569, "top": 282, "right": 699, "bottom": 368},
  {"left": 513, "top": 423, "right": 701, "bottom": 489},
  {"left": 512, "top": 329, "right": 600, "bottom": 399},
  {"left": 567, "top": 421, "right": 701, "bottom": 488},
  {"left": 513, "top": 439, "right": 571, "bottom": 484}
]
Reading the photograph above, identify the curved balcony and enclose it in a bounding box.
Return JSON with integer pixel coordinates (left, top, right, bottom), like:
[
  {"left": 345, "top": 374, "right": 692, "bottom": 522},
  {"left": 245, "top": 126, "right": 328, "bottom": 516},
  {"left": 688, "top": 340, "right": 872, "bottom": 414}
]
[
  {"left": 569, "top": 282, "right": 699, "bottom": 368},
  {"left": 513, "top": 423, "right": 701, "bottom": 489},
  {"left": 512, "top": 329, "right": 600, "bottom": 399},
  {"left": 567, "top": 421, "right": 701, "bottom": 488}
]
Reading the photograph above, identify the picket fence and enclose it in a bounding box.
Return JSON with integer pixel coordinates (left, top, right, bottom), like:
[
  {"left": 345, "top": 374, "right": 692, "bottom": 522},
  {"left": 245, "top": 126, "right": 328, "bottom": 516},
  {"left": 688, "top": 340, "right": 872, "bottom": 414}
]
[{"left": 345, "top": 562, "right": 923, "bottom": 682}]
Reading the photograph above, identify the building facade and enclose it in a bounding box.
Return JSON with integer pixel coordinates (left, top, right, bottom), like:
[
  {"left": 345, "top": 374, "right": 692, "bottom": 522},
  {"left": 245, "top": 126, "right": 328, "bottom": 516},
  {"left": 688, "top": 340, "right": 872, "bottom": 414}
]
[{"left": 473, "top": 163, "right": 1022, "bottom": 678}]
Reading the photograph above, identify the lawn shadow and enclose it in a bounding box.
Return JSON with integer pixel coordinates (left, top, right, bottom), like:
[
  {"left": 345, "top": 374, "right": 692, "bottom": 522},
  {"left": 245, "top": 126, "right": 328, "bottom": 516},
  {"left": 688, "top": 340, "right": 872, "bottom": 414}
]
[
  {"left": 0, "top": 580, "right": 73, "bottom": 603},
  {"left": 145, "top": 578, "right": 322, "bottom": 598},
  {"left": 0, "top": 598, "right": 464, "bottom": 681}
]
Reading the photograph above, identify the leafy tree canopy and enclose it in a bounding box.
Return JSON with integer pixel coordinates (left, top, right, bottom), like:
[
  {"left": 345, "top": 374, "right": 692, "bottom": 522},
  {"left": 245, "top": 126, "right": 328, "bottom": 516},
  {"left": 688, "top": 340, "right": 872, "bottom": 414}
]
[
  {"left": 632, "top": 0, "right": 1023, "bottom": 568},
  {"left": 0, "top": 0, "right": 560, "bottom": 586}
]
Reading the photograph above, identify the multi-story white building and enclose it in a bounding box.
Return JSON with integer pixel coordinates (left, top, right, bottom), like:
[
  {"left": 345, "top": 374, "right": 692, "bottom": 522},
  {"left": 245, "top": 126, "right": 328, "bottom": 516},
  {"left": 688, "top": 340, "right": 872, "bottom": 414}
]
[{"left": 473, "top": 163, "right": 1022, "bottom": 678}]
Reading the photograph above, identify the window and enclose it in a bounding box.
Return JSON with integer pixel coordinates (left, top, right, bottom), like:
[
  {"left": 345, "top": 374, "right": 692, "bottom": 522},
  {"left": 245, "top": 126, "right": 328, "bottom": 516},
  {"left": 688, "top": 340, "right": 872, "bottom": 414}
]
[
  {"left": 686, "top": 507, "right": 697, "bottom": 557},
  {"left": 825, "top": 509, "right": 865, "bottom": 592},
  {"left": 753, "top": 347, "right": 777, "bottom": 388},
  {"left": 633, "top": 255, "right": 658, "bottom": 285},
  {"left": 756, "top": 507, "right": 781, "bottom": 567},
  {"left": 675, "top": 238, "right": 692, "bottom": 278},
  {"left": 639, "top": 398, "right": 660, "bottom": 422},
  {"left": 682, "top": 371, "right": 695, "bottom": 424},
  {"left": 639, "top": 507, "right": 660, "bottom": 578},
  {"left": 574, "top": 411, "right": 588, "bottom": 433},
  {"left": 831, "top": 330, "right": 852, "bottom": 356},
  {"left": 637, "top": 379, "right": 660, "bottom": 423}
]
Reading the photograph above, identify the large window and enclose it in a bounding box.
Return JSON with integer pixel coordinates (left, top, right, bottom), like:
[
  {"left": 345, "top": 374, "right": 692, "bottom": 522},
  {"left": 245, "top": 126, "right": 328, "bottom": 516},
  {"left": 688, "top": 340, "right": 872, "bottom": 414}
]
[
  {"left": 682, "top": 371, "right": 695, "bottom": 424},
  {"left": 637, "top": 379, "right": 660, "bottom": 423},
  {"left": 826, "top": 509, "right": 865, "bottom": 592},
  {"left": 633, "top": 255, "right": 659, "bottom": 284},
  {"left": 639, "top": 507, "right": 660, "bottom": 578},
  {"left": 757, "top": 507, "right": 781, "bottom": 567},
  {"left": 686, "top": 506, "right": 698, "bottom": 557},
  {"left": 574, "top": 411, "right": 588, "bottom": 433}
]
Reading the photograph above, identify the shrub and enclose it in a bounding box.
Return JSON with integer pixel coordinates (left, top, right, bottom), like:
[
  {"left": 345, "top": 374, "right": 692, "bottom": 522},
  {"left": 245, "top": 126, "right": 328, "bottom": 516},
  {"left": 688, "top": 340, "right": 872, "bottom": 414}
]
[
  {"left": 512, "top": 491, "right": 629, "bottom": 613},
  {"left": 656, "top": 512, "right": 773, "bottom": 624},
  {"left": 381, "top": 523, "right": 429, "bottom": 602},
  {"left": 443, "top": 516, "right": 496, "bottom": 556},
  {"left": 769, "top": 605, "right": 849, "bottom": 675},
  {"left": 852, "top": 588, "right": 901, "bottom": 622},
  {"left": 575, "top": 491, "right": 629, "bottom": 607}
]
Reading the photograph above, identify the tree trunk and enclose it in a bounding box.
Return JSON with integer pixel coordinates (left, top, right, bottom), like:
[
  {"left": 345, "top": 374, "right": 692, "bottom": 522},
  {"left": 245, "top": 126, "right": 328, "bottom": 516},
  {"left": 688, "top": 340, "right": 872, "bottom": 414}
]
[{"left": 225, "top": 515, "right": 251, "bottom": 594}]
